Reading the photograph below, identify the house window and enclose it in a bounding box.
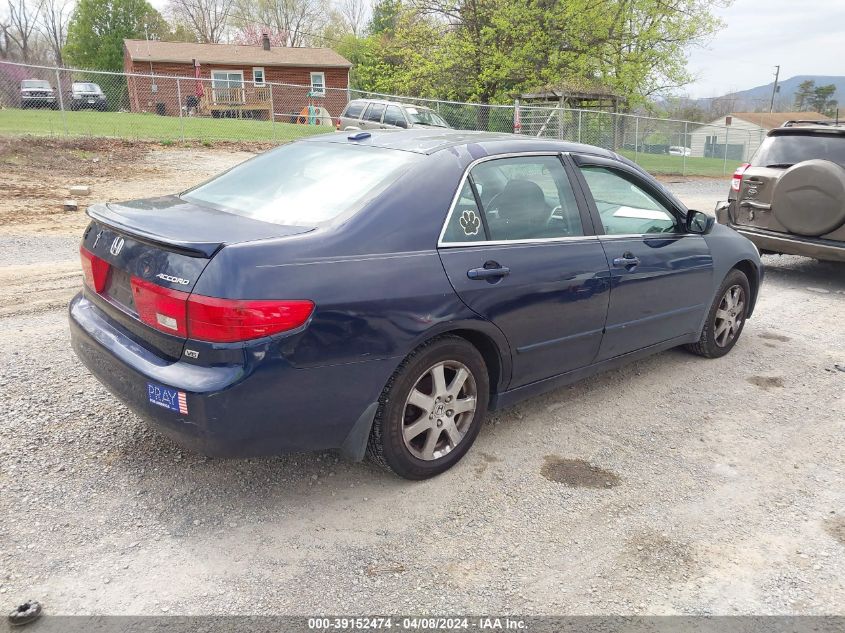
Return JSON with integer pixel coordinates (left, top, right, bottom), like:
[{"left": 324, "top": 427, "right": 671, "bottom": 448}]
[
  {"left": 310, "top": 72, "right": 326, "bottom": 96},
  {"left": 211, "top": 70, "right": 244, "bottom": 104},
  {"left": 252, "top": 67, "right": 265, "bottom": 86}
]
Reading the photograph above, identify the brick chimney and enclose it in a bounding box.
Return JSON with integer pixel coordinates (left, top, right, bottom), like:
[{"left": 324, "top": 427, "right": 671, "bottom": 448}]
[{"left": 261, "top": 33, "right": 271, "bottom": 51}]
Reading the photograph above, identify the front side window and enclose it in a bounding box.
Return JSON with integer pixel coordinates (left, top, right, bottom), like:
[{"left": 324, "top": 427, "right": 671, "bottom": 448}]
[
  {"left": 310, "top": 71, "right": 326, "bottom": 95},
  {"left": 441, "top": 155, "right": 584, "bottom": 243},
  {"left": 579, "top": 165, "right": 678, "bottom": 235},
  {"left": 183, "top": 143, "right": 421, "bottom": 226},
  {"left": 383, "top": 105, "right": 407, "bottom": 128},
  {"left": 363, "top": 102, "right": 386, "bottom": 123},
  {"left": 405, "top": 107, "right": 448, "bottom": 128}
]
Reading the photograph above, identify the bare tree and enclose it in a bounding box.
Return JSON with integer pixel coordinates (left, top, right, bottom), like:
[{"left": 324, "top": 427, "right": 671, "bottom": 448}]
[
  {"left": 337, "top": 0, "right": 366, "bottom": 36},
  {"left": 169, "top": 0, "right": 235, "bottom": 43},
  {"left": 5, "top": 0, "right": 43, "bottom": 61},
  {"left": 37, "top": 0, "right": 69, "bottom": 65},
  {"left": 234, "top": 0, "right": 328, "bottom": 47}
]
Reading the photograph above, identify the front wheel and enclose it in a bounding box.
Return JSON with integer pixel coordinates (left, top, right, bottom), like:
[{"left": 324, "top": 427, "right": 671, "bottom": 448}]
[
  {"left": 686, "top": 269, "right": 751, "bottom": 358},
  {"left": 366, "top": 336, "right": 489, "bottom": 480}
]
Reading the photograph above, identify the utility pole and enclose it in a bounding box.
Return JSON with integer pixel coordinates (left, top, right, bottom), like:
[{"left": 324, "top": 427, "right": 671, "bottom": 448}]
[{"left": 769, "top": 65, "right": 780, "bottom": 113}]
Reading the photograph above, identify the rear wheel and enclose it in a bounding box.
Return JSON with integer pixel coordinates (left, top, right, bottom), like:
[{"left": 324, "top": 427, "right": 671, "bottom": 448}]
[
  {"left": 366, "top": 336, "right": 489, "bottom": 480},
  {"left": 686, "top": 269, "right": 750, "bottom": 358}
]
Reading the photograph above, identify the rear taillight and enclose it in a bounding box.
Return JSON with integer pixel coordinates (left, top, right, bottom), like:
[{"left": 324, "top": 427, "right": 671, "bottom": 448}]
[
  {"left": 80, "top": 246, "right": 109, "bottom": 292},
  {"left": 131, "top": 277, "right": 190, "bottom": 337},
  {"left": 731, "top": 163, "right": 751, "bottom": 192},
  {"left": 187, "top": 295, "right": 314, "bottom": 343},
  {"left": 130, "top": 276, "right": 313, "bottom": 342}
]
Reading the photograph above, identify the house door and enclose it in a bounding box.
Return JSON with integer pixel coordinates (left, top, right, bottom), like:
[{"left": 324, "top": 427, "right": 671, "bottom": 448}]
[{"left": 211, "top": 71, "right": 244, "bottom": 104}]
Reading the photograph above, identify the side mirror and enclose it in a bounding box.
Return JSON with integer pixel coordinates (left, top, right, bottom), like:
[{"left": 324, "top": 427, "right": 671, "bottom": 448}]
[
  {"left": 396, "top": 119, "right": 408, "bottom": 129},
  {"left": 686, "top": 209, "right": 715, "bottom": 235}
]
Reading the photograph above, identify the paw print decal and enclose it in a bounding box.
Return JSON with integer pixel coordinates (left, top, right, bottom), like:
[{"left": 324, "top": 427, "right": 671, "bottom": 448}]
[{"left": 459, "top": 210, "right": 481, "bottom": 236}]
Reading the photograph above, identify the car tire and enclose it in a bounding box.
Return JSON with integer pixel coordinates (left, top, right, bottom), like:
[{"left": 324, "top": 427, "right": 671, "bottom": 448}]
[
  {"left": 686, "top": 269, "right": 751, "bottom": 358},
  {"left": 366, "top": 335, "right": 489, "bottom": 480},
  {"left": 772, "top": 160, "right": 845, "bottom": 236}
]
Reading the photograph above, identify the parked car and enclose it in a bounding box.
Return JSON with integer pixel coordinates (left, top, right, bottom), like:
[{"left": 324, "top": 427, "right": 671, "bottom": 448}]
[
  {"left": 20, "top": 79, "right": 57, "bottom": 109},
  {"left": 339, "top": 99, "right": 451, "bottom": 131},
  {"left": 70, "top": 130, "right": 762, "bottom": 479},
  {"left": 70, "top": 82, "right": 107, "bottom": 111},
  {"left": 716, "top": 120, "right": 845, "bottom": 263},
  {"left": 669, "top": 146, "right": 691, "bottom": 156}
]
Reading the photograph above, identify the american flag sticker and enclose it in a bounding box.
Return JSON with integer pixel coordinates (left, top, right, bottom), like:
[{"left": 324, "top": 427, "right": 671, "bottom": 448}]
[{"left": 147, "top": 382, "right": 189, "bottom": 416}]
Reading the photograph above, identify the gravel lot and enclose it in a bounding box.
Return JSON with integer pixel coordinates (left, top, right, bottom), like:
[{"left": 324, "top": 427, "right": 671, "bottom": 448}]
[{"left": 0, "top": 141, "right": 843, "bottom": 616}]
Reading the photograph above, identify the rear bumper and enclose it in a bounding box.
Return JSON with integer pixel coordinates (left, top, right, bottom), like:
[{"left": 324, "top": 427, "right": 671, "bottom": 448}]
[
  {"left": 727, "top": 225, "right": 845, "bottom": 263},
  {"left": 69, "top": 293, "right": 396, "bottom": 458}
]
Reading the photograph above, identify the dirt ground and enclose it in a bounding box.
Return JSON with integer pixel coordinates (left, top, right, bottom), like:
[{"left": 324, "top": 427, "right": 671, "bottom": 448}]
[{"left": 0, "top": 138, "right": 843, "bottom": 616}]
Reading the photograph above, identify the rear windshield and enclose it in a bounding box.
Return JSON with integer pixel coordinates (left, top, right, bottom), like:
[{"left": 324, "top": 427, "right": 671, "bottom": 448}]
[
  {"left": 752, "top": 133, "right": 845, "bottom": 167},
  {"left": 21, "top": 80, "right": 50, "bottom": 89},
  {"left": 405, "top": 107, "right": 449, "bottom": 128},
  {"left": 182, "top": 142, "right": 421, "bottom": 226}
]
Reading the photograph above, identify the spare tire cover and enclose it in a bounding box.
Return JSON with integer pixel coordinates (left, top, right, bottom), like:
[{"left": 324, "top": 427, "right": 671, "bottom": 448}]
[{"left": 772, "top": 159, "right": 845, "bottom": 237}]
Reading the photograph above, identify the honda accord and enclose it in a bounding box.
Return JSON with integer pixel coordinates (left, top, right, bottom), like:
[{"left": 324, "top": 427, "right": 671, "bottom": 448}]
[{"left": 69, "top": 130, "right": 763, "bottom": 479}]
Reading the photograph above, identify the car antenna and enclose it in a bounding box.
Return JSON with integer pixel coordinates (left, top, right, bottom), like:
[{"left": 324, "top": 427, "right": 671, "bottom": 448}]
[{"left": 348, "top": 131, "right": 371, "bottom": 141}]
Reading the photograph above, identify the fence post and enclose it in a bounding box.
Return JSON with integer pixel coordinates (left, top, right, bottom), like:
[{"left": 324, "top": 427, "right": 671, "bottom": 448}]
[
  {"left": 577, "top": 111, "right": 582, "bottom": 143},
  {"left": 176, "top": 78, "right": 184, "bottom": 142},
  {"left": 683, "top": 122, "right": 688, "bottom": 177},
  {"left": 270, "top": 83, "right": 276, "bottom": 141},
  {"left": 634, "top": 116, "right": 639, "bottom": 163},
  {"left": 723, "top": 124, "right": 730, "bottom": 176},
  {"left": 54, "top": 68, "right": 68, "bottom": 136}
]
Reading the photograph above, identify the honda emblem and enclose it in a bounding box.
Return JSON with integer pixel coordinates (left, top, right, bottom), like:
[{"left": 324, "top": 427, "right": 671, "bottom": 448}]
[{"left": 109, "top": 236, "right": 125, "bottom": 256}]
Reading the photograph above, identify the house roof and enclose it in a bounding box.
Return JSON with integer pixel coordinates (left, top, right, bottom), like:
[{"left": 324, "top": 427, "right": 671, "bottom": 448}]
[
  {"left": 123, "top": 39, "right": 352, "bottom": 69},
  {"left": 729, "top": 111, "right": 830, "bottom": 129}
]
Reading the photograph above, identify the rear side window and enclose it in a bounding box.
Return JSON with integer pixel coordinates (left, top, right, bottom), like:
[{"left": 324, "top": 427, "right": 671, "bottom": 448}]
[
  {"left": 183, "top": 143, "right": 421, "bottom": 226},
  {"left": 363, "top": 103, "right": 386, "bottom": 122},
  {"left": 441, "top": 156, "right": 584, "bottom": 243},
  {"left": 343, "top": 101, "right": 365, "bottom": 119},
  {"left": 753, "top": 133, "right": 845, "bottom": 167}
]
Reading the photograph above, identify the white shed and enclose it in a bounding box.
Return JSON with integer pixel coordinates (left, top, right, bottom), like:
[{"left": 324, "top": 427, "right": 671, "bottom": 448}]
[{"left": 689, "top": 112, "right": 830, "bottom": 161}]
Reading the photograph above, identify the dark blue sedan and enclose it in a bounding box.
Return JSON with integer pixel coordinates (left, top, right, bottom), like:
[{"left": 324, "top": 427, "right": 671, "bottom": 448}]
[{"left": 70, "top": 130, "right": 763, "bottom": 479}]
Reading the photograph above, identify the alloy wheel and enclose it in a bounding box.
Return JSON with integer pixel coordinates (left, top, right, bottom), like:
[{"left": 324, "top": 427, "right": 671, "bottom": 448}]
[
  {"left": 401, "top": 360, "right": 477, "bottom": 461},
  {"left": 714, "top": 284, "right": 746, "bottom": 347}
]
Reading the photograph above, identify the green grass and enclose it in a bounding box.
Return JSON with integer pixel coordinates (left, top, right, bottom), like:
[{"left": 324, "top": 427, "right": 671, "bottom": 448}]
[
  {"left": 619, "top": 150, "right": 742, "bottom": 178},
  {"left": 0, "top": 108, "right": 334, "bottom": 143}
]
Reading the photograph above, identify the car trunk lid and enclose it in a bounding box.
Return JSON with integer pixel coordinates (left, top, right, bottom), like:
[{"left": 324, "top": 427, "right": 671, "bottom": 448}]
[
  {"left": 732, "top": 165, "right": 782, "bottom": 230},
  {"left": 81, "top": 196, "right": 313, "bottom": 360}
]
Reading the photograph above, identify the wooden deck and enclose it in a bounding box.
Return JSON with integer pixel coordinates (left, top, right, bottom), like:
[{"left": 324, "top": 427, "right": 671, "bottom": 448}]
[{"left": 201, "top": 86, "right": 272, "bottom": 120}]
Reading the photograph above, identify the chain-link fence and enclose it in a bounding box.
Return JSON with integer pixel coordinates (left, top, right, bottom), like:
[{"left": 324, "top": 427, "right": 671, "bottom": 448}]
[{"left": 1, "top": 59, "right": 766, "bottom": 176}]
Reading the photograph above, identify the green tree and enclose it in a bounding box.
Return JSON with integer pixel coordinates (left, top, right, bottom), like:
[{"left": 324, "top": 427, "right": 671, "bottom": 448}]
[
  {"left": 64, "top": 0, "right": 170, "bottom": 71},
  {"left": 810, "top": 84, "right": 837, "bottom": 115},
  {"left": 794, "top": 79, "right": 815, "bottom": 111},
  {"left": 344, "top": 0, "right": 730, "bottom": 121}
]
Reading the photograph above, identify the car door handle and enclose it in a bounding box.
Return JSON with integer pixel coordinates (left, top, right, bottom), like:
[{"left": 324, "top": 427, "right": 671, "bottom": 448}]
[
  {"left": 467, "top": 265, "right": 510, "bottom": 280},
  {"left": 612, "top": 254, "right": 641, "bottom": 268}
]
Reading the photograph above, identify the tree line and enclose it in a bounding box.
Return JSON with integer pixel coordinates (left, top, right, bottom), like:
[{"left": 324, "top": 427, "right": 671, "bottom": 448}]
[{"left": 2, "top": 0, "right": 731, "bottom": 110}]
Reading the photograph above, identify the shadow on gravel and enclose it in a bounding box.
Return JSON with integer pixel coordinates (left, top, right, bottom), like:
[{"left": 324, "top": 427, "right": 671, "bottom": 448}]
[
  {"left": 761, "top": 255, "right": 845, "bottom": 291},
  {"left": 540, "top": 455, "right": 620, "bottom": 488}
]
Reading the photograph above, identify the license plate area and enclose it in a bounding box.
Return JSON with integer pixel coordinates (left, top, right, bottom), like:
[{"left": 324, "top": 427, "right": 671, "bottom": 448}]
[
  {"left": 105, "top": 267, "right": 136, "bottom": 313},
  {"left": 147, "top": 382, "right": 188, "bottom": 414}
]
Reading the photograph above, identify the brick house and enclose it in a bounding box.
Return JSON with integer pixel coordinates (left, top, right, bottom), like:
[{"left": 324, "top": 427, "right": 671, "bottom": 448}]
[{"left": 123, "top": 37, "right": 352, "bottom": 120}]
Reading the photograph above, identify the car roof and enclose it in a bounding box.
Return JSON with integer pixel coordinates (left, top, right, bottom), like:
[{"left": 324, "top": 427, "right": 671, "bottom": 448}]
[
  {"left": 348, "top": 98, "right": 435, "bottom": 111},
  {"left": 302, "top": 128, "right": 620, "bottom": 158},
  {"left": 770, "top": 124, "right": 845, "bottom": 136}
]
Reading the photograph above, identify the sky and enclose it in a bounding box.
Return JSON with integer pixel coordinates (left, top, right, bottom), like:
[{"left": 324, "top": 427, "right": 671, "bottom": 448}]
[{"left": 684, "top": 0, "right": 845, "bottom": 99}]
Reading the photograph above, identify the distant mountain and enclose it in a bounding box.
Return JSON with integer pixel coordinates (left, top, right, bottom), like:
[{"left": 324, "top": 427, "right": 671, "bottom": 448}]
[{"left": 696, "top": 75, "right": 845, "bottom": 112}]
